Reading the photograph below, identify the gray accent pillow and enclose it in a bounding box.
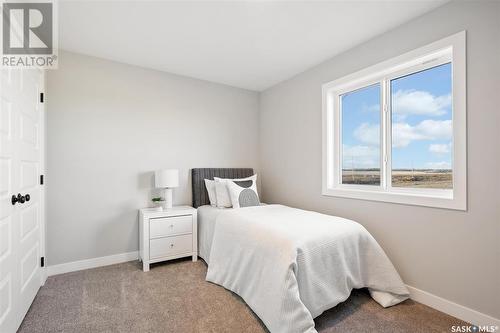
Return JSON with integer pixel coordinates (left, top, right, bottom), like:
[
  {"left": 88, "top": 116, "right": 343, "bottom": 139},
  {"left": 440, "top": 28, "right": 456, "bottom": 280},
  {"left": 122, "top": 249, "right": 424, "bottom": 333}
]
[{"left": 226, "top": 175, "right": 260, "bottom": 208}]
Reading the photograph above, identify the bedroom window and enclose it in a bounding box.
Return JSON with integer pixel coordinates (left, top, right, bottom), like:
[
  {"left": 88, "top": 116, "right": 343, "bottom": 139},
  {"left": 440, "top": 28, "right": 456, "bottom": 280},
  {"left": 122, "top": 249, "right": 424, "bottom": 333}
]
[{"left": 322, "top": 32, "right": 466, "bottom": 210}]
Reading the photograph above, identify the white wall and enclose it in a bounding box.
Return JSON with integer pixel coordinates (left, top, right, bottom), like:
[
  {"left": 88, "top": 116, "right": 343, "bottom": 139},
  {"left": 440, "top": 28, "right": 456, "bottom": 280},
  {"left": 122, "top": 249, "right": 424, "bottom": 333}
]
[
  {"left": 259, "top": 1, "right": 499, "bottom": 320},
  {"left": 46, "top": 51, "right": 260, "bottom": 266}
]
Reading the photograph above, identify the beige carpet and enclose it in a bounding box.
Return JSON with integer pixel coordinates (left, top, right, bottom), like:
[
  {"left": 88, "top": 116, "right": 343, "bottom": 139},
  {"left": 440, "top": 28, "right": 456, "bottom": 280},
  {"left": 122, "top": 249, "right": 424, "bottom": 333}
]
[{"left": 19, "top": 258, "right": 467, "bottom": 333}]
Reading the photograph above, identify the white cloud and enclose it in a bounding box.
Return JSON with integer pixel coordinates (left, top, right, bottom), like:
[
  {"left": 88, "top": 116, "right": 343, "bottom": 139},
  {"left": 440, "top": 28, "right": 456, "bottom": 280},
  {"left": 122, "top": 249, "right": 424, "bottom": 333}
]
[
  {"left": 429, "top": 143, "right": 451, "bottom": 154},
  {"left": 393, "top": 119, "right": 452, "bottom": 148},
  {"left": 342, "top": 144, "right": 379, "bottom": 169},
  {"left": 426, "top": 161, "right": 451, "bottom": 169},
  {"left": 417, "top": 119, "right": 452, "bottom": 138},
  {"left": 392, "top": 123, "right": 426, "bottom": 147},
  {"left": 354, "top": 123, "right": 379, "bottom": 145},
  {"left": 392, "top": 89, "right": 451, "bottom": 117},
  {"left": 353, "top": 119, "right": 452, "bottom": 148}
]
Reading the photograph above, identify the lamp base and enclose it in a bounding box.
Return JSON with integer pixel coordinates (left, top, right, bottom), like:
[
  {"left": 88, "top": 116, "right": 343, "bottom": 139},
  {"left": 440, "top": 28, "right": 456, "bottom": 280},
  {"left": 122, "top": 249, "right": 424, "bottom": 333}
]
[{"left": 163, "top": 188, "right": 173, "bottom": 209}]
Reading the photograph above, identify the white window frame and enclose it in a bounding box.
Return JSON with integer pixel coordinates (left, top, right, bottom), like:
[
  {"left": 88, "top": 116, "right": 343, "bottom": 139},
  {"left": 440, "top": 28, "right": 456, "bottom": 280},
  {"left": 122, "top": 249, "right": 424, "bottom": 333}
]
[{"left": 322, "top": 31, "right": 466, "bottom": 210}]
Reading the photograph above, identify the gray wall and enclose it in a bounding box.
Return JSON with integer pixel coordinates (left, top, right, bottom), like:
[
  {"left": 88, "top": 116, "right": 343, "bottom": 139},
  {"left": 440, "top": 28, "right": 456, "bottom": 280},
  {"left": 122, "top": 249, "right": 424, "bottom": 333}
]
[
  {"left": 259, "top": 1, "right": 499, "bottom": 319},
  {"left": 47, "top": 51, "right": 260, "bottom": 266}
]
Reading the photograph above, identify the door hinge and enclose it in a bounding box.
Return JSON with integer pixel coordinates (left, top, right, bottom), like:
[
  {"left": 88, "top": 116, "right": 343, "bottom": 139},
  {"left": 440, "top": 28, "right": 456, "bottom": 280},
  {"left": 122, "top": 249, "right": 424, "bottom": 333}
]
[
  {"left": 40, "top": 257, "right": 45, "bottom": 267},
  {"left": 40, "top": 92, "right": 44, "bottom": 103},
  {"left": 40, "top": 174, "right": 44, "bottom": 185}
]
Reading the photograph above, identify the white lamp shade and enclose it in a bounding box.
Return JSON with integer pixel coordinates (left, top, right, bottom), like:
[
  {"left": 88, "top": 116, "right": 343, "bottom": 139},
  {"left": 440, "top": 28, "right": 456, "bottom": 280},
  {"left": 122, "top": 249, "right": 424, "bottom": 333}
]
[{"left": 155, "top": 169, "right": 179, "bottom": 188}]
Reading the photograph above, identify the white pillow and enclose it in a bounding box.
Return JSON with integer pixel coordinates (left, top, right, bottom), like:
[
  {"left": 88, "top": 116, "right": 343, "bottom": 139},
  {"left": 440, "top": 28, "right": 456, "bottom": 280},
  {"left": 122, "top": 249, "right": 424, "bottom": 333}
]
[
  {"left": 214, "top": 174, "right": 257, "bottom": 208},
  {"left": 227, "top": 177, "right": 260, "bottom": 208},
  {"left": 214, "top": 181, "right": 232, "bottom": 208},
  {"left": 204, "top": 179, "right": 217, "bottom": 207}
]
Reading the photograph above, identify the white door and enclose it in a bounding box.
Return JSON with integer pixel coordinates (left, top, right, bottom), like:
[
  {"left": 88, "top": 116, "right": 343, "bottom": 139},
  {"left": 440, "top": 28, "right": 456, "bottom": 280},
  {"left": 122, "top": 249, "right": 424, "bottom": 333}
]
[{"left": 0, "top": 67, "right": 44, "bottom": 333}]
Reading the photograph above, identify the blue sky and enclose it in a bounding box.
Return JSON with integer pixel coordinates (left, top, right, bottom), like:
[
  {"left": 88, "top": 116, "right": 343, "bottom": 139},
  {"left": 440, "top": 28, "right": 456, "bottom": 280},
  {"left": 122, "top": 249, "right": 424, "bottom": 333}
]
[{"left": 341, "top": 63, "right": 452, "bottom": 170}]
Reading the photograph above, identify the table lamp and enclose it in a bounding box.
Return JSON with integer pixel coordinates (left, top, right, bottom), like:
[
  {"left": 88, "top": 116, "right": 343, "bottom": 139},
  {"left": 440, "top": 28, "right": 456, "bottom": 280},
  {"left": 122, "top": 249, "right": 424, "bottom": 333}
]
[{"left": 155, "top": 169, "right": 179, "bottom": 209}]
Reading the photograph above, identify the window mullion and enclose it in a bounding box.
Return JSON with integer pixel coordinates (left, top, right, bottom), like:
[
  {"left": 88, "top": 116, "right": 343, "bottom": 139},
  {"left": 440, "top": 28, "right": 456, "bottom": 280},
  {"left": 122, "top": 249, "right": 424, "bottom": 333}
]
[
  {"left": 384, "top": 78, "right": 392, "bottom": 191},
  {"left": 381, "top": 78, "right": 389, "bottom": 191}
]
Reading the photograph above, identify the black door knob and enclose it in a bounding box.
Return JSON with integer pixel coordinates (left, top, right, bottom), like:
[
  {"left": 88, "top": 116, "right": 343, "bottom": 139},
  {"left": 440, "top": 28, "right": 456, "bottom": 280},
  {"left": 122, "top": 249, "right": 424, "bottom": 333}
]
[
  {"left": 11, "top": 193, "right": 30, "bottom": 205},
  {"left": 17, "top": 193, "right": 25, "bottom": 204}
]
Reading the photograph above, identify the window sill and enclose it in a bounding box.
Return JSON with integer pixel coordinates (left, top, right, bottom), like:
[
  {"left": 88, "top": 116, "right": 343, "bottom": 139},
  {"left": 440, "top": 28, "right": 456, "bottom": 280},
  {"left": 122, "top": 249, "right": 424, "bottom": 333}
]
[{"left": 322, "top": 187, "right": 466, "bottom": 211}]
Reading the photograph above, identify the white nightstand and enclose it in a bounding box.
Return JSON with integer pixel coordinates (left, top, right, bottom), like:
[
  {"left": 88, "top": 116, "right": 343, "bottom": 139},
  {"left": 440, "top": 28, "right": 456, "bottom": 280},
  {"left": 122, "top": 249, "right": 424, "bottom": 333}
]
[{"left": 139, "top": 205, "right": 198, "bottom": 272}]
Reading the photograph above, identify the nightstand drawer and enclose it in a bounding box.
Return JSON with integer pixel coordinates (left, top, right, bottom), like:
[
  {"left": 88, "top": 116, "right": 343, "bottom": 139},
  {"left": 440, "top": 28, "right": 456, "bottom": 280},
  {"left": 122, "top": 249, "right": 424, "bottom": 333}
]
[
  {"left": 150, "top": 215, "right": 192, "bottom": 238},
  {"left": 150, "top": 234, "right": 193, "bottom": 259}
]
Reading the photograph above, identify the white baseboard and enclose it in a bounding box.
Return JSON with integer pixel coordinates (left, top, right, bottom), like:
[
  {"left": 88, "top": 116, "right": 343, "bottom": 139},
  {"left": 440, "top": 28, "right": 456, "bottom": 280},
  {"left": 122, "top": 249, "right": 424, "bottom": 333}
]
[
  {"left": 46, "top": 251, "right": 139, "bottom": 276},
  {"left": 406, "top": 284, "right": 500, "bottom": 328}
]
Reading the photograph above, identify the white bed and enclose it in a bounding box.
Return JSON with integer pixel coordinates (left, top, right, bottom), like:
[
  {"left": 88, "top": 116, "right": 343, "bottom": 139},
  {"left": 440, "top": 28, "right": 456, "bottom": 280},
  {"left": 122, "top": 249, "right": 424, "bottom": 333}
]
[
  {"left": 198, "top": 204, "right": 409, "bottom": 333},
  {"left": 192, "top": 169, "right": 408, "bottom": 333}
]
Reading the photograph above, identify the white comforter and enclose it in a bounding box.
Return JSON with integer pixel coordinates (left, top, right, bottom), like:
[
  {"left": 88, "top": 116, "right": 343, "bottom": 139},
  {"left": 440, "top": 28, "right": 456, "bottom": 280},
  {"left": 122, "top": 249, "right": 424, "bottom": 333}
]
[{"left": 206, "top": 205, "right": 409, "bottom": 333}]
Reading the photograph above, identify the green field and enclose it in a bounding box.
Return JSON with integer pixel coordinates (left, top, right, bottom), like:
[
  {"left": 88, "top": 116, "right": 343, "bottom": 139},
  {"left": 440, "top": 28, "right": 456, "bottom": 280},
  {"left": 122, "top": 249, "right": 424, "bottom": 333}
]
[{"left": 342, "top": 169, "right": 452, "bottom": 189}]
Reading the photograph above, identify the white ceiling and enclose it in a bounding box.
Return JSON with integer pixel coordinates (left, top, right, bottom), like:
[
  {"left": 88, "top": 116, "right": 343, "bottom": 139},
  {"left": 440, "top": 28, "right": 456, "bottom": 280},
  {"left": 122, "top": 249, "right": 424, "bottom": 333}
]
[{"left": 59, "top": 1, "right": 448, "bottom": 91}]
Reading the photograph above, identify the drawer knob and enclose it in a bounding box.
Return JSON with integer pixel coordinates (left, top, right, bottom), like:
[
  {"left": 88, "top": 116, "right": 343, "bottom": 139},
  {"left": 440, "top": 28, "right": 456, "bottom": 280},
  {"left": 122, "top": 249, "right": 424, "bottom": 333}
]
[
  {"left": 170, "top": 244, "right": 174, "bottom": 248},
  {"left": 170, "top": 224, "right": 174, "bottom": 228}
]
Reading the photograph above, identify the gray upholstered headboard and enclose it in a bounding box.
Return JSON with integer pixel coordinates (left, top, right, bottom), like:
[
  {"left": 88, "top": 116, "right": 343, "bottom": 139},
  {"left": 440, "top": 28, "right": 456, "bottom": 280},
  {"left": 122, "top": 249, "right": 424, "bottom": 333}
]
[{"left": 191, "top": 168, "right": 254, "bottom": 208}]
